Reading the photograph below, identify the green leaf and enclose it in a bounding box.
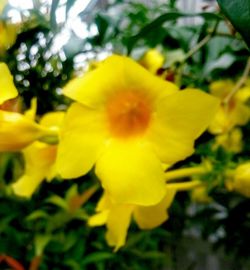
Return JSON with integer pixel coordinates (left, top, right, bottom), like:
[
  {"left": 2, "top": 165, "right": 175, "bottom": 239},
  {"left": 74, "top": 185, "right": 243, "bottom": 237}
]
[
  {"left": 203, "top": 53, "right": 236, "bottom": 77},
  {"left": 46, "top": 195, "right": 69, "bottom": 211},
  {"left": 82, "top": 252, "right": 115, "bottom": 265},
  {"left": 217, "top": 0, "right": 250, "bottom": 49},
  {"left": 26, "top": 210, "right": 49, "bottom": 221},
  {"left": 126, "top": 12, "right": 222, "bottom": 53},
  {"left": 34, "top": 234, "right": 51, "bottom": 256}
]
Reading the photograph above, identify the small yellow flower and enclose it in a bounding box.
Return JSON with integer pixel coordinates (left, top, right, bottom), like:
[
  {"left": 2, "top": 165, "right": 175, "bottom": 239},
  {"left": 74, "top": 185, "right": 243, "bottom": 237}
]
[
  {"left": 0, "top": 63, "right": 18, "bottom": 105},
  {"left": 57, "top": 55, "right": 219, "bottom": 206},
  {"left": 191, "top": 185, "right": 212, "bottom": 204},
  {"left": 213, "top": 128, "right": 243, "bottom": 153},
  {"left": 226, "top": 162, "right": 250, "bottom": 197},
  {"left": 139, "top": 49, "right": 164, "bottom": 74},
  {"left": 11, "top": 112, "right": 65, "bottom": 197},
  {"left": 88, "top": 187, "right": 176, "bottom": 250},
  {"left": 209, "top": 80, "right": 250, "bottom": 134}
]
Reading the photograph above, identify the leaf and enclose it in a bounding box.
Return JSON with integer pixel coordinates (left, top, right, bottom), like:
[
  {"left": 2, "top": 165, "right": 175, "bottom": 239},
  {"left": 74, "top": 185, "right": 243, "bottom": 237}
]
[
  {"left": 217, "top": 0, "right": 250, "bottom": 48},
  {"left": 46, "top": 195, "right": 69, "bottom": 211},
  {"left": 203, "top": 53, "right": 236, "bottom": 77},
  {"left": 26, "top": 210, "right": 49, "bottom": 221},
  {"left": 34, "top": 234, "right": 51, "bottom": 256},
  {"left": 82, "top": 252, "right": 115, "bottom": 265},
  {"left": 126, "top": 12, "right": 222, "bottom": 53}
]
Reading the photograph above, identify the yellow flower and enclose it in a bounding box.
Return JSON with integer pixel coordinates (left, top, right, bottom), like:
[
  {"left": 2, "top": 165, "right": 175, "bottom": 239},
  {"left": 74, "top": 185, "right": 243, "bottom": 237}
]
[
  {"left": 139, "top": 49, "right": 164, "bottom": 74},
  {"left": 226, "top": 162, "right": 250, "bottom": 197},
  {"left": 0, "top": 63, "right": 18, "bottom": 105},
  {"left": 213, "top": 127, "right": 243, "bottom": 153},
  {"left": 11, "top": 112, "right": 65, "bottom": 197},
  {"left": 57, "top": 55, "right": 219, "bottom": 206},
  {"left": 208, "top": 80, "right": 250, "bottom": 134},
  {"left": 88, "top": 187, "right": 176, "bottom": 251},
  {"left": 0, "top": 22, "right": 17, "bottom": 54}
]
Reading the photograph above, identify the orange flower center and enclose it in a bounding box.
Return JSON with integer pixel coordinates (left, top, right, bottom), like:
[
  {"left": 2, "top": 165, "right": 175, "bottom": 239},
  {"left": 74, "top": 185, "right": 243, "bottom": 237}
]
[{"left": 106, "top": 90, "right": 151, "bottom": 138}]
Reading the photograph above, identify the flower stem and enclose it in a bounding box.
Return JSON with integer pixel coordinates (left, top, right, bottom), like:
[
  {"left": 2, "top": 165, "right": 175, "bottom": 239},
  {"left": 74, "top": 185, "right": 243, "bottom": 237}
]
[
  {"left": 223, "top": 56, "right": 250, "bottom": 104},
  {"left": 165, "top": 166, "right": 208, "bottom": 181},
  {"left": 167, "top": 180, "right": 202, "bottom": 191}
]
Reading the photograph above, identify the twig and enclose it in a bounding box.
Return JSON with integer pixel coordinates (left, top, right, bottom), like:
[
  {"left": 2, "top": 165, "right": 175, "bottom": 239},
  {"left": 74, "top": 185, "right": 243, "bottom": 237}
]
[
  {"left": 223, "top": 56, "right": 250, "bottom": 104},
  {"left": 184, "top": 34, "right": 212, "bottom": 61},
  {"left": 183, "top": 20, "right": 220, "bottom": 62}
]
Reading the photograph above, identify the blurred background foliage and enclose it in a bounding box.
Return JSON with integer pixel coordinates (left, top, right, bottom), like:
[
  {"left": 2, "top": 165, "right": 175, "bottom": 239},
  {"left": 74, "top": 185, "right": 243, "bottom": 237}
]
[{"left": 1, "top": 0, "right": 250, "bottom": 269}]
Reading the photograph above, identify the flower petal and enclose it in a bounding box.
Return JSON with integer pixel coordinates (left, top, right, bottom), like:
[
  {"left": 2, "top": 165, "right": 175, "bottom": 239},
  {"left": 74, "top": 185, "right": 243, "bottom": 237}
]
[
  {"left": 95, "top": 140, "right": 166, "bottom": 206},
  {"left": 63, "top": 55, "right": 178, "bottom": 108},
  {"left": 57, "top": 103, "right": 107, "bottom": 178},
  {"left": 134, "top": 187, "right": 176, "bottom": 229},
  {"left": 0, "top": 63, "right": 18, "bottom": 105},
  {"left": 12, "top": 142, "right": 57, "bottom": 197},
  {"left": 88, "top": 211, "right": 109, "bottom": 227},
  {"left": 106, "top": 203, "right": 133, "bottom": 251},
  {"left": 11, "top": 174, "right": 44, "bottom": 197},
  {"left": 147, "top": 89, "right": 219, "bottom": 164}
]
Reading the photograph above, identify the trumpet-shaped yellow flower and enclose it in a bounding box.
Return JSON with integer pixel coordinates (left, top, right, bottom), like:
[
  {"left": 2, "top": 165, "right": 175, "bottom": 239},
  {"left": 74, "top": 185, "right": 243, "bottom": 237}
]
[
  {"left": 226, "top": 162, "right": 250, "bottom": 198},
  {"left": 0, "top": 63, "right": 18, "bottom": 105},
  {"left": 209, "top": 80, "right": 250, "bottom": 134},
  {"left": 11, "top": 112, "right": 65, "bottom": 197},
  {"left": 57, "top": 55, "right": 219, "bottom": 206},
  {"left": 88, "top": 187, "right": 176, "bottom": 250},
  {"left": 139, "top": 49, "right": 164, "bottom": 74},
  {"left": 213, "top": 128, "right": 243, "bottom": 153}
]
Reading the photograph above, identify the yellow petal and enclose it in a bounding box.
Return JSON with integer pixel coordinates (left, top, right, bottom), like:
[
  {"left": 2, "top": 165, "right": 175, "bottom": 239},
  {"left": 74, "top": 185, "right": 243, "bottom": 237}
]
[
  {"left": 11, "top": 174, "right": 44, "bottom": 197},
  {"left": 106, "top": 203, "right": 133, "bottom": 251},
  {"left": 57, "top": 103, "right": 107, "bottom": 178},
  {"left": 208, "top": 107, "right": 229, "bottom": 134},
  {"left": 231, "top": 102, "right": 250, "bottom": 126},
  {"left": 95, "top": 140, "right": 166, "bottom": 206},
  {"left": 0, "top": 110, "right": 51, "bottom": 151},
  {"left": 235, "top": 86, "right": 250, "bottom": 102},
  {"left": 63, "top": 55, "right": 178, "bottom": 108},
  {"left": 40, "top": 111, "right": 65, "bottom": 128},
  {"left": 147, "top": 89, "right": 219, "bottom": 164},
  {"left": 24, "top": 98, "right": 37, "bottom": 120},
  {"left": 209, "top": 80, "right": 234, "bottom": 98},
  {"left": 12, "top": 141, "right": 57, "bottom": 197},
  {"left": 139, "top": 49, "right": 164, "bottom": 73},
  {"left": 134, "top": 187, "right": 176, "bottom": 229},
  {"left": 88, "top": 211, "right": 109, "bottom": 226},
  {"left": 0, "top": 63, "right": 18, "bottom": 105},
  {"left": 0, "top": 23, "right": 17, "bottom": 53}
]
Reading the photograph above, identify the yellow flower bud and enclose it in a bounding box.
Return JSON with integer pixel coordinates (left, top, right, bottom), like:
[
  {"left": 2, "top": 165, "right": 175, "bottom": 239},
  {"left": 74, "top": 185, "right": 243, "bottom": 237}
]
[
  {"left": 139, "top": 49, "right": 164, "bottom": 73},
  {"left": 191, "top": 185, "right": 212, "bottom": 204},
  {"left": 226, "top": 162, "right": 250, "bottom": 197}
]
